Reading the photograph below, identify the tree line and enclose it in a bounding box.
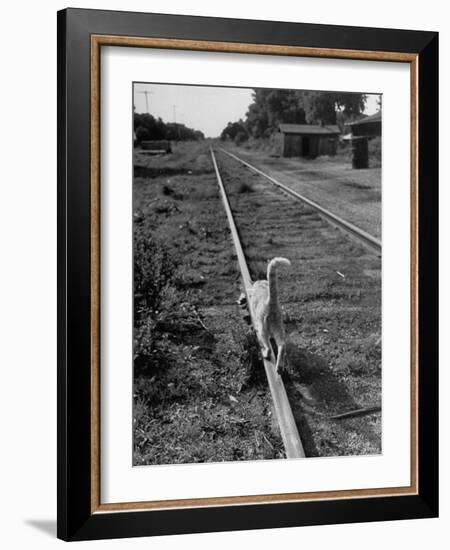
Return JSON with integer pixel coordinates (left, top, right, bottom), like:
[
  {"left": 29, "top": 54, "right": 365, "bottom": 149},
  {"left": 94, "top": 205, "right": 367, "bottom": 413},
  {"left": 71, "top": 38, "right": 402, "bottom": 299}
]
[
  {"left": 134, "top": 112, "right": 205, "bottom": 143},
  {"left": 220, "top": 89, "right": 367, "bottom": 143}
]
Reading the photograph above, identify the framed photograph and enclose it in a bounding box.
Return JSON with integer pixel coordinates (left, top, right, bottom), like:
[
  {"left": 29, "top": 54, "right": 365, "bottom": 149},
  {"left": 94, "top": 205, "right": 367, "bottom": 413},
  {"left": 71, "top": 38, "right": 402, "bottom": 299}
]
[{"left": 57, "top": 8, "right": 438, "bottom": 541}]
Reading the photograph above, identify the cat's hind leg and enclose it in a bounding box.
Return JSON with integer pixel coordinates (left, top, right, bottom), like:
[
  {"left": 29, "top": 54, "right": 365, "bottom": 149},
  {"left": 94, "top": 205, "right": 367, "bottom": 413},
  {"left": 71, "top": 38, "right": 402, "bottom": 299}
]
[
  {"left": 275, "top": 343, "right": 285, "bottom": 374},
  {"left": 259, "top": 323, "right": 271, "bottom": 360}
]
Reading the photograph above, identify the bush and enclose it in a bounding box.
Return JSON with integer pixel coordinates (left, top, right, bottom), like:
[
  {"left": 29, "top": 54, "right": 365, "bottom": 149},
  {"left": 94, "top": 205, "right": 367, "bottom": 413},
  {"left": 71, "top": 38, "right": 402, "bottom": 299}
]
[
  {"left": 336, "top": 141, "right": 352, "bottom": 161},
  {"left": 234, "top": 131, "right": 248, "bottom": 146},
  {"left": 134, "top": 224, "right": 178, "bottom": 323},
  {"left": 135, "top": 125, "right": 151, "bottom": 142},
  {"left": 369, "top": 136, "right": 382, "bottom": 167},
  {"left": 233, "top": 328, "right": 264, "bottom": 386},
  {"left": 133, "top": 224, "right": 180, "bottom": 370}
]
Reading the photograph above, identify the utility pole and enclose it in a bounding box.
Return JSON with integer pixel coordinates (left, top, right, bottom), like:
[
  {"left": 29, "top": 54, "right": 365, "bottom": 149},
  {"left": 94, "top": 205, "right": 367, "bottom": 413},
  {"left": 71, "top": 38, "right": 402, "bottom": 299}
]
[{"left": 137, "top": 90, "right": 153, "bottom": 113}]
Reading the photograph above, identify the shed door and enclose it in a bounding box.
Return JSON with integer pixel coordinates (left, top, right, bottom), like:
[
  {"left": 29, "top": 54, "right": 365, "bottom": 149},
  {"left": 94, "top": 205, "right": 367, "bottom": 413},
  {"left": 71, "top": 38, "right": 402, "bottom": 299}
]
[{"left": 302, "top": 137, "right": 310, "bottom": 157}]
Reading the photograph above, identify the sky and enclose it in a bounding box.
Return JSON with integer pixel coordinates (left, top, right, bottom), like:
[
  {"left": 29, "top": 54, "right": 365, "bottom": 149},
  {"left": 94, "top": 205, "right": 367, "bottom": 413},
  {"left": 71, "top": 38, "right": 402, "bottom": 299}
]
[{"left": 133, "top": 82, "right": 380, "bottom": 138}]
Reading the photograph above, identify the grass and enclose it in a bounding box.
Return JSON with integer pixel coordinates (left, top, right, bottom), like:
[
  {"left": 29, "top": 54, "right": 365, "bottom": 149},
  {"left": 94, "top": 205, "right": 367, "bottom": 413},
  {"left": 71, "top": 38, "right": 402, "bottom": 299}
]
[
  {"left": 133, "top": 142, "right": 284, "bottom": 466},
  {"left": 217, "top": 149, "right": 382, "bottom": 458},
  {"left": 134, "top": 140, "right": 214, "bottom": 179},
  {"left": 236, "top": 181, "right": 254, "bottom": 194},
  {"left": 133, "top": 140, "right": 381, "bottom": 465},
  {"left": 240, "top": 135, "right": 381, "bottom": 170},
  {"left": 133, "top": 322, "right": 284, "bottom": 465}
]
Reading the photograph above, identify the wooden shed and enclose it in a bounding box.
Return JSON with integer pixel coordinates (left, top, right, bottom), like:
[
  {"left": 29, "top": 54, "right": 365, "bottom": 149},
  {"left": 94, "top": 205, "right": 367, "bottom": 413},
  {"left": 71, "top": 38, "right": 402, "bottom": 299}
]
[
  {"left": 277, "top": 123, "right": 340, "bottom": 159},
  {"left": 348, "top": 111, "right": 382, "bottom": 169},
  {"left": 349, "top": 111, "right": 381, "bottom": 138}
]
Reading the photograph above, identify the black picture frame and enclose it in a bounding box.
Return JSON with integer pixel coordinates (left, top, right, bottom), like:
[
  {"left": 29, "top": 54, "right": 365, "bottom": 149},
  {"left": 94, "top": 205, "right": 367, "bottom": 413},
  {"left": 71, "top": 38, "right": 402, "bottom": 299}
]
[{"left": 57, "top": 7, "right": 438, "bottom": 541}]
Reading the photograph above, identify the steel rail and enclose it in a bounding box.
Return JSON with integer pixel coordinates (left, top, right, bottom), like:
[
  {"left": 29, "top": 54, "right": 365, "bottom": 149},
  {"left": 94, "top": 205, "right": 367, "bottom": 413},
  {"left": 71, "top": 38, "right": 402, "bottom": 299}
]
[
  {"left": 210, "top": 147, "right": 305, "bottom": 459},
  {"left": 218, "top": 148, "right": 382, "bottom": 256}
]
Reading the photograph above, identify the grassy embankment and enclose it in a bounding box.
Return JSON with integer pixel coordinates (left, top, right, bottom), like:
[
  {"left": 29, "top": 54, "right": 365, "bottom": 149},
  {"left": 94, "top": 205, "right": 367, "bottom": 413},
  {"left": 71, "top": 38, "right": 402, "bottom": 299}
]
[{"left": 133, "top": 142, "right": 284, "bottom": 466}]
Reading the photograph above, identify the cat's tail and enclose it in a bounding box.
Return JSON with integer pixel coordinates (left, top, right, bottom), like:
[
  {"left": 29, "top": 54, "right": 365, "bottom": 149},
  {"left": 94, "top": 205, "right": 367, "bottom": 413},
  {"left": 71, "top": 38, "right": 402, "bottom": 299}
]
[{"left": 267, "top": 257, "right": 291, "bottom": 305}]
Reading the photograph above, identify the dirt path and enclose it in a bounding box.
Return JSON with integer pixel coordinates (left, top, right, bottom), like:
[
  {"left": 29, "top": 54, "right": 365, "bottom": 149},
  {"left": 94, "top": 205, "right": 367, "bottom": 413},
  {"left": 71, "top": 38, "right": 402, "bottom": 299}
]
[{"left": 228, "top": 148, "right": 382, "bottom": 239}]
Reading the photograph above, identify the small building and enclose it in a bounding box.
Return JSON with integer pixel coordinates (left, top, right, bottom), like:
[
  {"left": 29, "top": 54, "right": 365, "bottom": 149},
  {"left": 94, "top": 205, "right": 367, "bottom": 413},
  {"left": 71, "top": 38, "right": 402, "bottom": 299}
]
[
  {"left": 348, "top": 111, "right": 382, "bottom": 138},
  {"left": 277, "top": 123, "right": 341, "bottom": 159},
  {"left": 348, "top": 111, "right": 382, "bottom": 169}
]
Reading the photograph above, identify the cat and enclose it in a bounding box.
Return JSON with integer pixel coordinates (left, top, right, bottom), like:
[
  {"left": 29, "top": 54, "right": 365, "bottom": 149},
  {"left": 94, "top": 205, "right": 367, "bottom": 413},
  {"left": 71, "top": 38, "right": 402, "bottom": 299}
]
[{"left": 244, "top": 257, "right": 291, "bottom": 373}]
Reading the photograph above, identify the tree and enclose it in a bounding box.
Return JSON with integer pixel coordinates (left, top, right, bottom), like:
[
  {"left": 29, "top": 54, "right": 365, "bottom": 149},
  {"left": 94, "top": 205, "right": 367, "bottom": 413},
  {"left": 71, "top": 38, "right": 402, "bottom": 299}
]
[
  {"left": 220, "top": 88, "right": 367, "bottom": 140},
  {"left": 234, "top": 131, "right": 248, "bottom": 145},
  {"left": 220, "top": 120, "right": 248, "bottom": 141},
  {"left": 135, "top": 126, "right": 151, "bottom": 141},
  {"left": 244, "top": 89, "right": 306, "bottom": 136},
  {"left": 133, "top": 113, "right": 204, "bottom": 142},
  {"left": 300, "top": 91, "right": 367, "bottom": 125}
]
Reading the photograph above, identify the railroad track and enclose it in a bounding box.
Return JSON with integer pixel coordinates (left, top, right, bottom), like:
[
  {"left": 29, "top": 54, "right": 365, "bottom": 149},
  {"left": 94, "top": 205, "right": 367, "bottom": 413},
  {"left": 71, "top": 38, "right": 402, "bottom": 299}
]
[
  {"left": 210, "top": 146, "right": 382, "bottom": 459},
  {"left": 218, "top": 147, "right": 382, "bottom": 256},
  {"left": 210, "top": 147, "right": 306, "bottom": 460}
]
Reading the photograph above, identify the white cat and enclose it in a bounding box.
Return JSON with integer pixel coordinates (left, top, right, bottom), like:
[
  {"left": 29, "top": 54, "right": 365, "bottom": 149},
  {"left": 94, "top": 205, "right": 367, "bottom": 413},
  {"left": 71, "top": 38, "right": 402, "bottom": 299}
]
[{"left": 247, "top": 257, "right": 291, "bottom": 373}]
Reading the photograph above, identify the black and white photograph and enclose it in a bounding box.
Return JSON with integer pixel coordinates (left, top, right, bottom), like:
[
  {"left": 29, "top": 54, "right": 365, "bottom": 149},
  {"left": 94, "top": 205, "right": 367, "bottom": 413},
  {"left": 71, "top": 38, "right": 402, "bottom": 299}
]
[
  {"left": 0, "top": 0, "right": 443, "bottom": 546},
  {"left": 132, "top": 82, "right": 382, "bottom": 466}
]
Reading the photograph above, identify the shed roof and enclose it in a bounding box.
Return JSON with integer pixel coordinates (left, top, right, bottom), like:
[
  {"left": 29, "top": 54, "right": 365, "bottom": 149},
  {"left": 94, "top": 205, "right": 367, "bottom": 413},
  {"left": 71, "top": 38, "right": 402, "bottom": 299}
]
[
  {"left": 278, "top": 123, "right": 340, "bottom": 135},
  {"left": 278, "top": 124, "right": 341, "bottom": 135},
  {"left": 349, "top": 111, "right": 382, "bottom": 126}
]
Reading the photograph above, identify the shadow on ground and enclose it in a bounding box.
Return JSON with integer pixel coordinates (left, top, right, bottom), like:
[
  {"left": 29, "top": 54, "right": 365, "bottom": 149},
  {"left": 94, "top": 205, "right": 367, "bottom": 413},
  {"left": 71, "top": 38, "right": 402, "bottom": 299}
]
[
  {"left": 25, "top": 519, "right": 56, "bottom": 538},
  {"left": 283, "top": 342, "right": 379, "bottom": 457}
]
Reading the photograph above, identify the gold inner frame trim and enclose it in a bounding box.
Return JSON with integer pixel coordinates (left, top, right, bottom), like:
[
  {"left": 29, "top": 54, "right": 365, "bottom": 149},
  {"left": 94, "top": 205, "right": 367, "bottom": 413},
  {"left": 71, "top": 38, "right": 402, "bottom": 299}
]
[{"left": 90, "top": 34, "right": 419, "bottom": 514}]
